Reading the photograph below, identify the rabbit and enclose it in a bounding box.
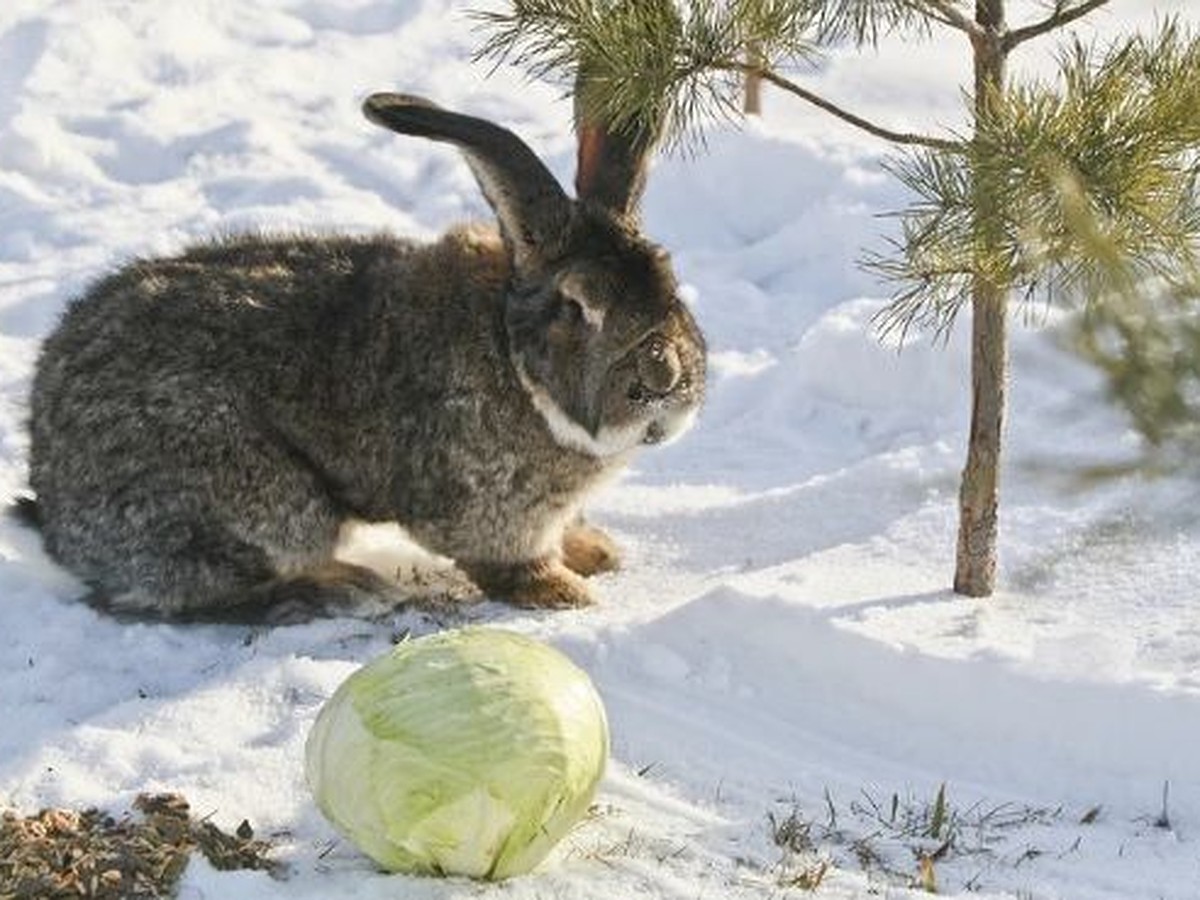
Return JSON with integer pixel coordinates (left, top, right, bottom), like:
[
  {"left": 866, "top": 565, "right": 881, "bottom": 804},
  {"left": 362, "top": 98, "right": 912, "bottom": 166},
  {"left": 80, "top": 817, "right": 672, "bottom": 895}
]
[{"left": 22, "top": 91, "right": 706, "bottom": 622}]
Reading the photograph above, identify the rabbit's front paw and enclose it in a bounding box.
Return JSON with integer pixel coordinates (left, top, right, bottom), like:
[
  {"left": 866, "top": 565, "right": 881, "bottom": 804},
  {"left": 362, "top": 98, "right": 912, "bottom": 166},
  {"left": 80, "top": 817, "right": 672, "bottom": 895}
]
[
  {"left": 465, "top": 559, "right": 594, "bottom": 609},
  {"left": 562, "top": 522, "right": 622, "bottom": 577},
  {"left": 511, "top": 566, "right": 594, "bottom": 609}
]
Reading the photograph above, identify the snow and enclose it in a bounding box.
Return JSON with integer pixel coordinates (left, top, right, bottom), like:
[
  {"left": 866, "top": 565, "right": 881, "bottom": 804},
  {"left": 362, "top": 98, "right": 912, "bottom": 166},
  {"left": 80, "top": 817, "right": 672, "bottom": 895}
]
[{"left": 2, "top": 1, "right": 1199, "bottom": 898}]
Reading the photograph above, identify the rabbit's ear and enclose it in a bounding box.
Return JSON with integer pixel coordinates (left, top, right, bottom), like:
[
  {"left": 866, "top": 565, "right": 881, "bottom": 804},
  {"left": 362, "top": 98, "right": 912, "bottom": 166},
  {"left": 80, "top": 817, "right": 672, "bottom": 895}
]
[
  {"left": 573, "top": 75, "right": 663, "bottom": 220},
  {"left": 364, "top": 93, "right": 571, "bottom": 273}
]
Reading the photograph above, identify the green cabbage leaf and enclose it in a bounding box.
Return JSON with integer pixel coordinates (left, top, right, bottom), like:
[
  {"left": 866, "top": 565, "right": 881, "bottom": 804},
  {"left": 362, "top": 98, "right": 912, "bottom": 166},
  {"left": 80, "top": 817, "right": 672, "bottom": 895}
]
[{"left": 305, "top": 627, "right": 609, "bottom": 879}]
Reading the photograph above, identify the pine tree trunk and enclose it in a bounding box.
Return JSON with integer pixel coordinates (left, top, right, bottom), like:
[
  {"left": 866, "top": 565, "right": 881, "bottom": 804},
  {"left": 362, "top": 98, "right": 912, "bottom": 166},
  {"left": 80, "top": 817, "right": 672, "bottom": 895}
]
[
  {"left": 744, "top": 42, "right": 763, "bottom": 114},
  {"left": 954, "top": 0, "right": 1008, "bottom": 597},
  {"left": 744, "top": 72, "right": 763, "bottom": 114},
  {"left": 955, "top": 279, "right": 1007, "bottom": 595}
]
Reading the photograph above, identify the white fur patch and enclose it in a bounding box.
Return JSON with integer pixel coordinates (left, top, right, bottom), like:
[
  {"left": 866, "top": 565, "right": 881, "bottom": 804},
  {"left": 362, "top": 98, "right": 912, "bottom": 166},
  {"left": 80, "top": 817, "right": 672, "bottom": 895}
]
[
  {"left": 578, "top": 299, "right": 606, "bottom": 330},
  {"left": 515, "top": 363, "right": 643, "bottom": 458},
  {"left": 654, "top": 403, "right": 700, "bottom": 447},
  {"left": 558, "top": 272, "right": 606, "bottom": 330}
]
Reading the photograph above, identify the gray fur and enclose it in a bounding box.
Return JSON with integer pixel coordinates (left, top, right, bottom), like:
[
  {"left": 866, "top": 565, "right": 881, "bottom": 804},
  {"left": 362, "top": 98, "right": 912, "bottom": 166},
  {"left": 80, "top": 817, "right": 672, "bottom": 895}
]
[{"left": 25, "top": 94, "right": 706, "bottom": 621}]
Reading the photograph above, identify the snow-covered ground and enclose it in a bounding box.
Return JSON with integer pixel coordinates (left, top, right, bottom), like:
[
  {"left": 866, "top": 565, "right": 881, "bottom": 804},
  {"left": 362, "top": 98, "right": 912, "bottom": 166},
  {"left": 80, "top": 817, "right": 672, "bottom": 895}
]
[{"left": 2, "top": 2, "right": 1198, "bottom": 898}]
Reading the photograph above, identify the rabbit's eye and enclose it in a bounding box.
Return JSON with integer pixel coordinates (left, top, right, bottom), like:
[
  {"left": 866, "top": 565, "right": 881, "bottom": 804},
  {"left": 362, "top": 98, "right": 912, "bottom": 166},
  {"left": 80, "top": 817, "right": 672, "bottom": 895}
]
[
  {"left": 627, "top": 382, "right": 651, "bottom": 403},
  {"left": 634, "top": 334, "right": 681, "bottom": 396}
]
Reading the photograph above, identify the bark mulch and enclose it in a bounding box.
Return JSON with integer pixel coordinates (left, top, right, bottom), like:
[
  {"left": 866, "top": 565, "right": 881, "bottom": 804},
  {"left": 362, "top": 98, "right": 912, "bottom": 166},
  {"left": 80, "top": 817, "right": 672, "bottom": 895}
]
[{"left": 0, "top": 792, "right": 282, "bottom": 899}]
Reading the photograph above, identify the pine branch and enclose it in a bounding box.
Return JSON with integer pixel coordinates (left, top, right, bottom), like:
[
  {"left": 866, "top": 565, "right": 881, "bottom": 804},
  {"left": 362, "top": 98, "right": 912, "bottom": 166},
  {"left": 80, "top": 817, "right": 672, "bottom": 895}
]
[
  {"left": 1005, "top": 0, "right": 1113, "bottom": 51},
  {"left": 871, "top": 20, "right": 1200, "bottom": 340},
  {"left": 475, "top": 2, "right": 962, "bottom": 152},
  {"left": 801, "top": 0, "right": 933, "bottom": 45},
  {"left": 908, "top": 0, "right": 981, "bottom": 37},
  {"left": 724, "top": 61, "right": 963, "bottom": 151}
]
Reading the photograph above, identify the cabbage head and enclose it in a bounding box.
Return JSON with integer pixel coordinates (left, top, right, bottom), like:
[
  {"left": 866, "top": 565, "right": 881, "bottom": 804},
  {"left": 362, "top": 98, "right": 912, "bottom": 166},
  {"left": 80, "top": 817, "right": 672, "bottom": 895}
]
[{"left": 305, "top": 627, "right": 609, "bottom": 879}]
